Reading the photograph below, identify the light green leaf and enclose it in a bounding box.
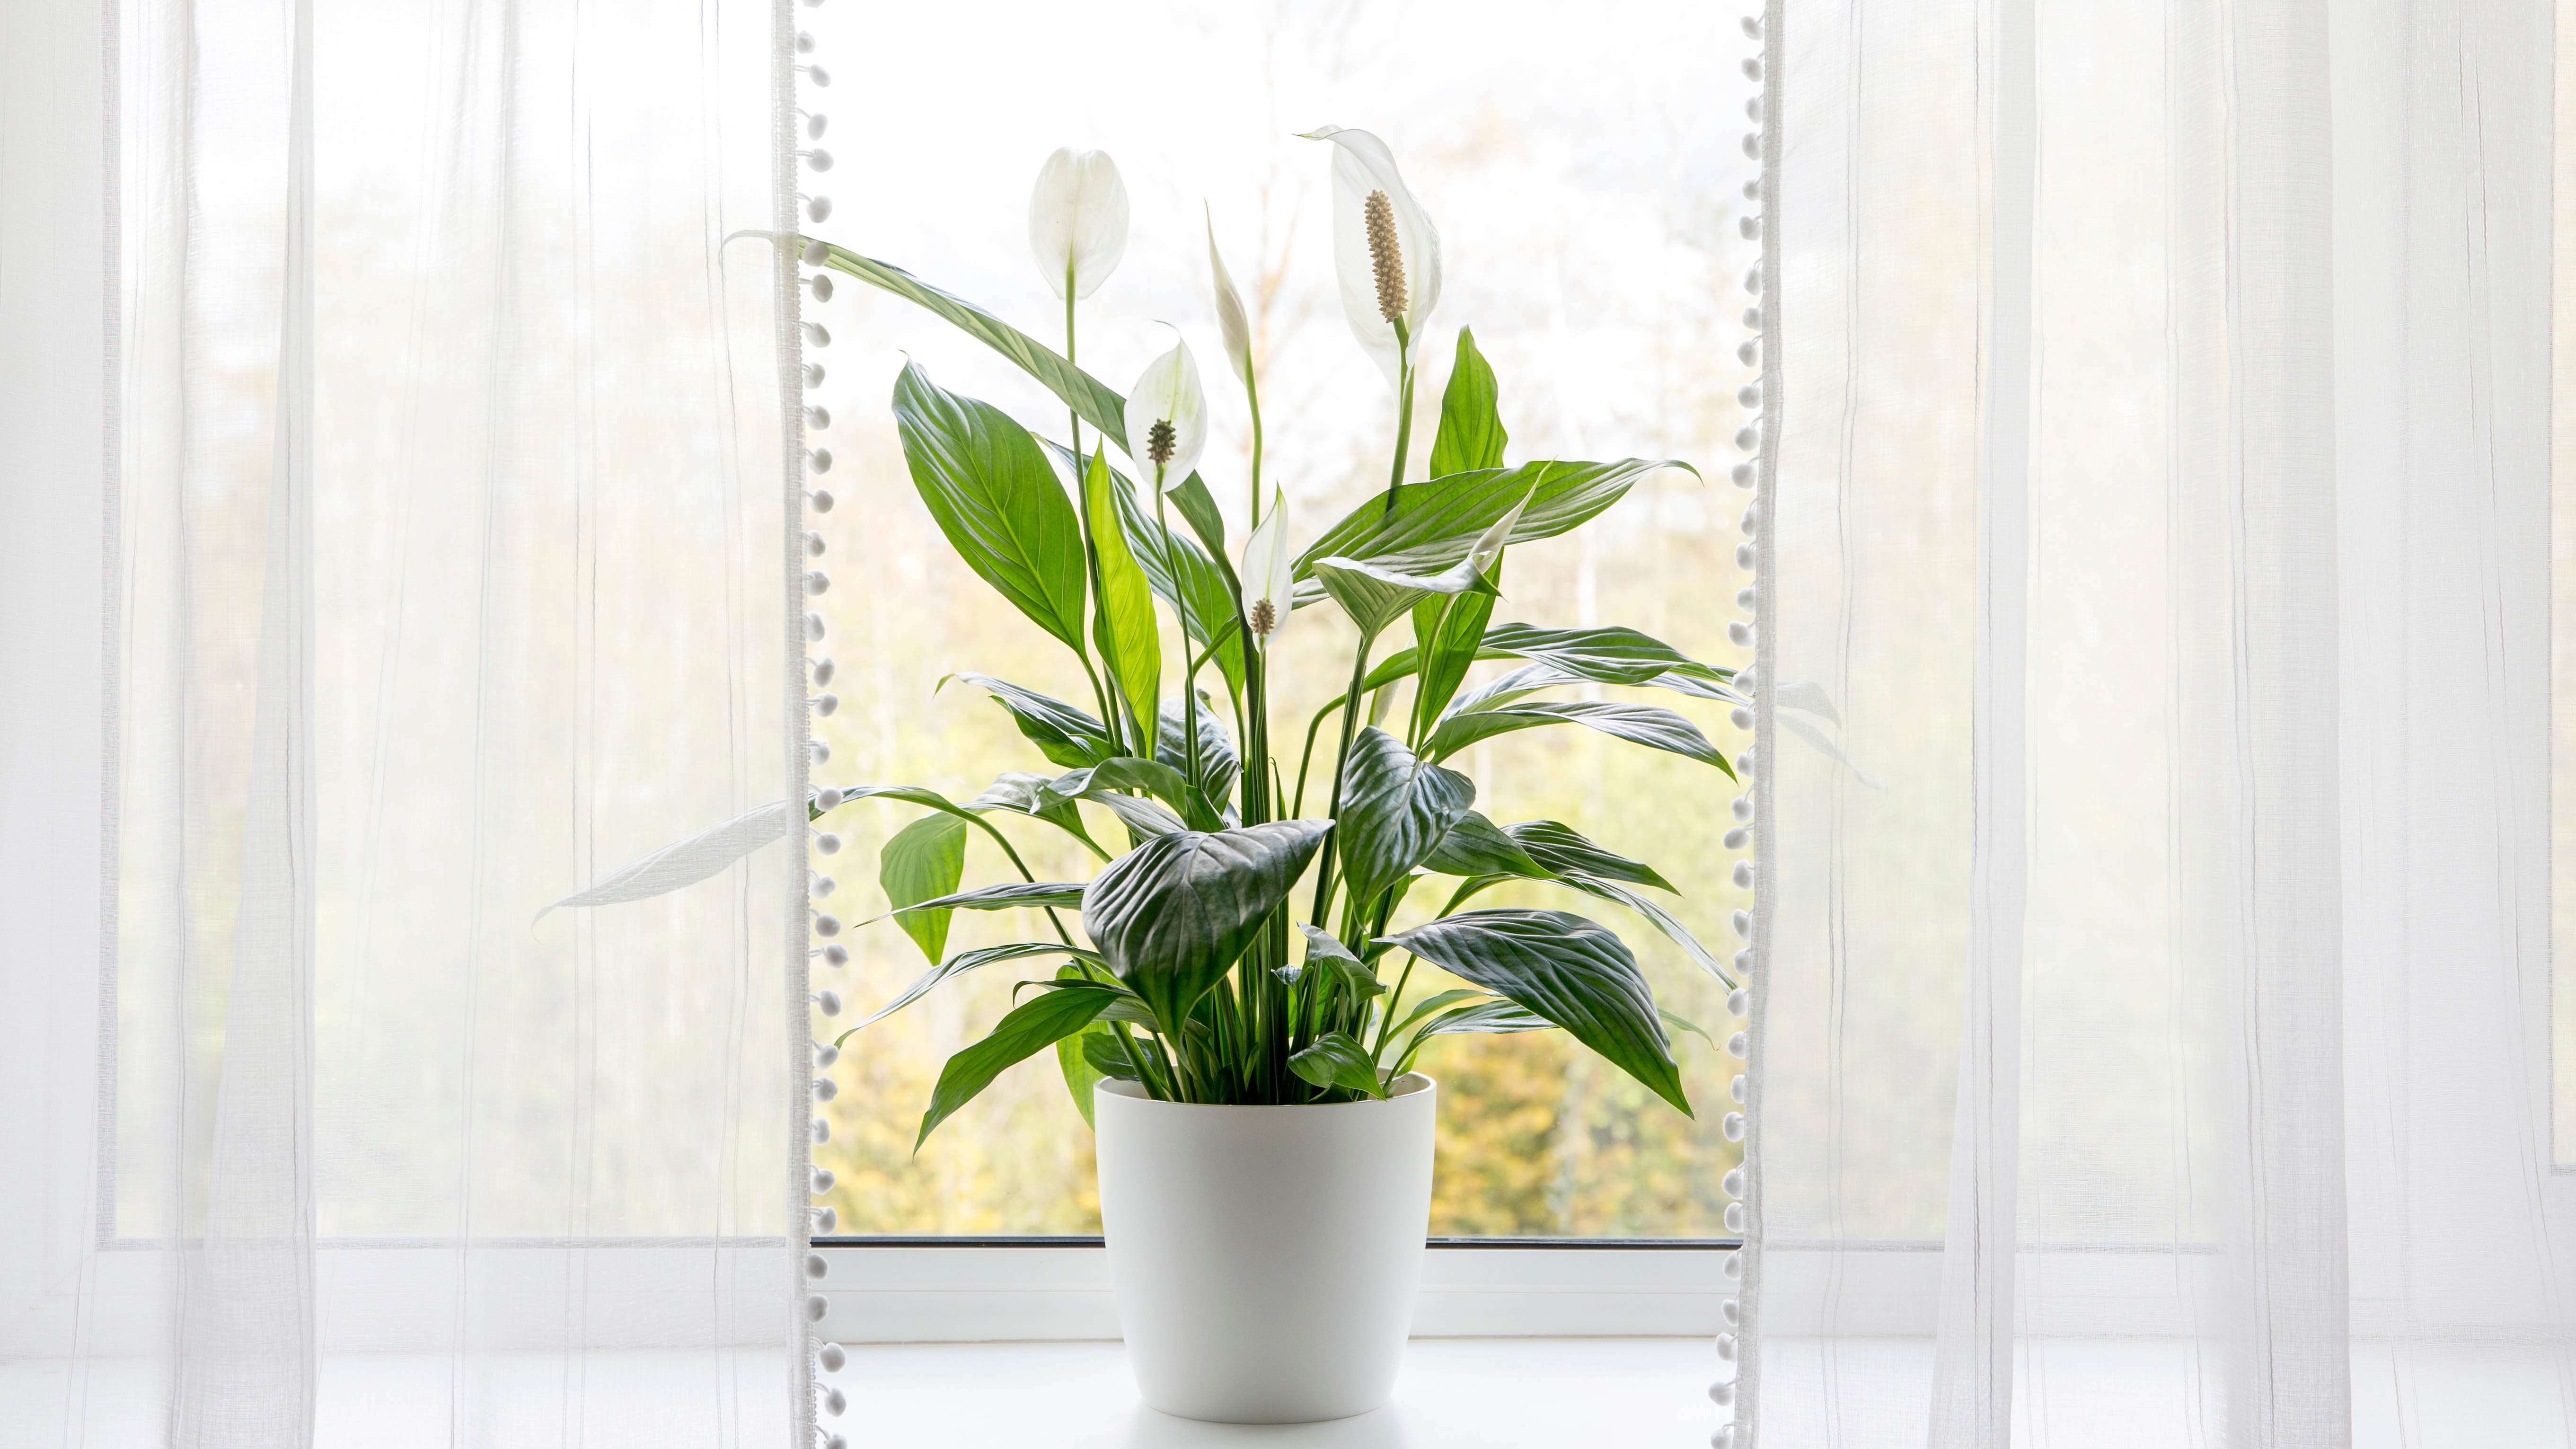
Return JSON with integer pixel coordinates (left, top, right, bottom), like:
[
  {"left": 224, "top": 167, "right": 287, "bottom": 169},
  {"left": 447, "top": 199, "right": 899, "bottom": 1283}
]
[
  {"left": 1427, "top": 327, "right": 1508, "bottom": 477},
  {"left": 1411, "top": 586, "right": 1500, "bottom": 742},
  {"left": 1295, "top": 923, "right": 1386, "bottom": 1001},
  {"left": 1551, "top": 871, "right": 1736, "bottom": 988},
  {"left": 917, "top": 984, "right": 1119, "bottom": 1149},
  {"left": 1332, "top": 727, "right": 1476, "bottom": 910},
  {"left": 1054, "top": 963, "right": 1115, "bottom": 1127},
  {"left": 1423, "top": 699, "right": 1735, "bottom": 779},
  {"left": 1310, "top": 554, "right": 1499, "bottom": 640},
  {"left": 1288, "top": 1031, "right": 1389, "bottom": 1099},
  {"left": 1504, "top": 820, "right": 1676, "bottom": 894},
  {"left": 1475, "top": 623, "right": 1730, "bottom": 689},
  {"left": 1036, "top": 757, "right": 1202, "bottom": 833},
  {"left": 1049, "top": 441, "right": 1247, "bottom": 702},
  {"left": 880, "top": 814, "right": 970, "bottom": 964},
  {"left": 1379, "top": 908, "right": 1689, "bottom": 1116},
  {"left": 882, "top": 881, "right": 1088, "bottom": 917},
  {"left": 964, "top": 772, "right": 1105, "bottom": 857},
  {"left": 1080, "top": 820, "right": 1333, "bottom": 1035},
  {"left": 941, "top": 674, "right": 1115, "bottom": 770},
  {"left": 1081, "top": 447, "right": 1163, "bottom": 746},
  {"left": 1292, "top": 458, "right": 1694, "bottom": 598},
  {"left": 891, "top": 362, "right": 1089, "bottom": 654},
  {"left": 1660, "top": 1007, "right": 1719, "bottom": 1052}
]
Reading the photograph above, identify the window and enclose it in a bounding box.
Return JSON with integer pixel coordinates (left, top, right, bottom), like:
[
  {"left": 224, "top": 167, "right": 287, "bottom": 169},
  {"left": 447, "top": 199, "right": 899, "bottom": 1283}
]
[{"left": 800, "top": 0, "right": 1761, "bottom": 1239}]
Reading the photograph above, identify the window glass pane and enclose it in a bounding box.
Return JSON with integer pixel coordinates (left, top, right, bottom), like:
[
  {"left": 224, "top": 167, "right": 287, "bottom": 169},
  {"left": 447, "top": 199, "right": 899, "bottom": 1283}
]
[{"left": 807, "top": 2, "right": 1758, "bottom": 1235}]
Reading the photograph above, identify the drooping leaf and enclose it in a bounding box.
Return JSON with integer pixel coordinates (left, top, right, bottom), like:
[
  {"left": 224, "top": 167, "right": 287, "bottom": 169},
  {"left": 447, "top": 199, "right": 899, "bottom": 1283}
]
[
  {"left": 1505, "top": 820, "right": 1676, "bottom": 894},
  {"left": 1309, "top": 554, "right": 1498, "bottom": 640},
  {"left": 813, "top": 241, "right": 1240, "bottom": 582},
  {"left": 1332, "top": 727, "right": 1475, "bottom": 910},
  {"left": 1420, "top": 810, "right": 1551, "bottom": 881},
  {"left": 1422, "top": 698, "right": 1735, "bottom": 778},
  {"left": 1379, "top": 908, "right": 1688, "bottom": 1116},
  {"left": 540, "top": 800, "right": 794, "bottom": 919},
  {"left": 1475, "top": 623, "right": 1729, "bottom": 688},
  {"left": 1427, "top": 327, "right": 1508, "bottom": 477},
  {"left": 882, "top": 881, "right": 1089, "bottom": 917},
  {"left": 942, "top": 674, "right": 1116, "bottom": 770},
  {"left": 1080, "top": 448, "right": 1162, "bottom": 745},
  {"left": 917, "top": 984, "right": 1119, "bottom": 1149},
  {"left": 964, "top": 771, "right": 1105, "bottom": 857},
  {"left": 1291, "top": 458, "right": 1694, "bottom": 599},
  {"left": 891, "top": 362, "right": 1089, "bottom": 653},
  {"left": 1443, "top": 661, "right": 1588, "bottom": 718},
  {"left": 1288, "top": 1031, "right": 1389, "bottom": 1099},
  {"left": 1416, "top": 996, "right": 1553, "bottom": 1038},
  {"left": 850, "top": 941, "right": 1102, "bottom": 1037},
  {"left": 1660, "top": 1007, "right": 1719, "bottom": 1052},
  {"left": 880, "top": 814, "right": 970, "bottom": 964},
  {"left": 1551, "top": 871, "right": 1736, "bottom": 988},
  {"left": 1376, "top": 988, "right": 1489, "bottom": 1051},
  {"left": 1081, "top": 820, "right": 1333, "bottom": 1034},
  {"left": 1036, "top": 757, "right": 1204, "bottom": 832}
]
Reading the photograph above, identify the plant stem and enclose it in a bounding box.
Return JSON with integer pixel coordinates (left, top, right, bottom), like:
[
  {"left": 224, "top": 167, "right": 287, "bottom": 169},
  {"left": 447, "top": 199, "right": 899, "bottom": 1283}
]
[
  {"left": 1383, "top": 322, "right": 1414, "bottom": 517},
  {"left": 1246, "top": 375, "right": 1266, "bottom": 524},
  {"left": 1153, "top": 483, "right": 1205, "bottom": 798},
  {"left": 1306, "top": 627, "right": 1378, "bottom": 935},
  {"left": 1065, "top": 267, "right": 1083, "bottom": 463}
]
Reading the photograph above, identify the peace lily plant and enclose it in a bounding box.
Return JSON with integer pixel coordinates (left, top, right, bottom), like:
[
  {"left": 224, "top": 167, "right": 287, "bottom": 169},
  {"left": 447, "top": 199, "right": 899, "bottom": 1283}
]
[
  {"left": 573, "top": 129, "right": 1741, "bottom": 1149},
  {"left": 803, "top": 128, "right": 1746, "bottom": 1148}
]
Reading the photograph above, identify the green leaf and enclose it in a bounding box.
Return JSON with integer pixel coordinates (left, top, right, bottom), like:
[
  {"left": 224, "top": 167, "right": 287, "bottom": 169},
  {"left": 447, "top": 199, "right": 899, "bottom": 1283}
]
[
  {"left": 883, "top": 881, "right": 1088, "bottom": 916},
  {"left": 1157, "top": 698, "right": 1239, "bottom": 822},
  {"left": 1080, "top": 820, "right": 1333, "bottom": 1035},
  {"left": 1036, "top": 757, "right": 1201, "bottom": 833},
  {"left": 1442, "top": 661, "right": 1581, "bottom": 718},
  {"left": 963, "top": 772, "right": 1105, "bottom": 857},
  {"left": 1310, "top": 554, "right": 1499, "bottom": 640},
  {"left": 1054, "top": 963, "right": 1117, "bottom": 1127},
  {"left": 1411, "top": 588, "right": 1499, "bottom": 741},
  {"left": 1288, "top": 1031, "right": 1389, "bottom": 1099},
  {"left": 1378, "top": 988, "right": 1489, "bottom": 1049},
  {"left": 880, "top": 814, "right": 970, "bottom": 964},
  {"left": 942, "top": 674, "right": 1115, "bottom": 769},
  {"left": 1292, "top": 458, "right": 1694, "bottom": 598},
  {"left": 1379, "top": 908, "right": 1689, "bottom": 1116},
  {"left": 917, "top": 984, "right": 1119, "bottom": 1149},
  {"left": 1551, "top": 871, "right": 1736, "bottom": 988},
  {"left": 1081, "top": 448, "right": 1162, "bottom": 744},
  {"left": 1420, "top": 811, "right": 1552, "bottom": 880},
  {"left": 891, "top": 362, "right": 1089, "bottom": 654},
  {"left": 1417, "top": 996, "right": 1553, "bottom": 1038},
  {"left": 1332, "top": 727, "right": 1475, "bottom": 910},
  {"left": 1504, "top": 820, "right": 1676, "bottom": 893},
  {"left": 1049, "top": 441, "right": 1247, "bottom": 702},
  {"left": 1660, "top": 1007, "right": 1719, "bottom": 1052},
  {"left": 1294, "top": 922, "right": 1386, "bottom": 1001},
  {"left": 1475, "top": 623, "right": 1729, "bottom": 688},
  {"left": 850, "top": 941, "right": 1101, "bottom": 1036},
  {"left": 1423, "top": 699, "right": 1735, "bottom": 779},
  {"left": 1081, "top": 1024, "right": 1169, "bottom": 1081},
  {"left": 813, "top": 242, "right": 1241, "bottom": 591},
  {"left": 1427, "top": 327, "right": 1508, "bottom": 477}
]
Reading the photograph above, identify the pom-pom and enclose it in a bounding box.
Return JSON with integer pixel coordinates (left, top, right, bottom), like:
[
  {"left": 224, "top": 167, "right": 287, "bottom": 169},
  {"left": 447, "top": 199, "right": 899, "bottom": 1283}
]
[
  {"left": 812, "top": 656, "right": 836, "bottom": 686},
  {"left": 805, "top": 1253, "right": 829, "bottom": 1279},
  {"left": 808, "top": 488, "right": 835, "bottom": 514},
  {"left": 812, "top": 1078, "right": 838, "bottom": 1103},
  {"left": 817, "top": 1343, "right": 847, "bottom": 1373},
  {"left": 812, "top": 914, "right": 840, "bottom": 937},
  {"left": 804, "top": 611, "right": 827, "bottom": 641},
  {"left": 812, "top": 1117, "right": 831, "bottom": 1144},
  {"left": 804, "top": 1294, "right": 829, "bottom": 1322},
  {"left": 809, "top": 740, "right": 831, "bottom": 764},
  {"left": 814, "top": 989, "right": 841, "bottom": 1016},
  {"left": 1725, "top": 1202, "right": 1747, "bottom": 1233},
  {"left": 1731, "top": 795, "right": 1755, "bottom": 822},
  {"left": 813, "top": 1042, "right": 838, "bottom": 1068},
  {"left": 1735, "top": 542, "right": 1756, "bottom": 570},
  {"left": 813, "top": 831, "right": 841, "bottom": 855},
  {"left": 1723, "top": 1112, "right": 1745, "bottom": 1141},
  {"left": 803, "top": 322, "right": 831, "bottom": 348},
  {"left": 1730, "top": 1075, "right": 1749, "bottom": 1103},
  {"left": 1723, "top": 1166, "right": 1746, "bottom": 1199},
  {"left": 1716, "top": 1332, "right": 1738, "bottom": 1363},
  {"left": 812, "top": 692, "right": 839, "bottom": 717},
  {"left": 804, "top": 570, "right": 830, "bottom": 596},
  {"left": 1729, "top": 622, "right": 1756, "bottom": 647},
  {"left": 1731, "top": 910, "right": 1753, "bottom": 940},
  {"left": 821, "top": 943, "right": 848, "bottom": 967},
  {"left": 811, "top": 1166, "right": 835, "bottom": 1193},
  {"left": 1732, "top": 861, "right": 1756, "bottom": 889},
  {"left": 805, "top": 194, "right": 833, "bottom": 222},
  {"left": 1728, "top": 988, "right": 1750, "bottom": 1016},
  {"left": 823, "top": 1387, "right": 847, "bottom": 1417}
]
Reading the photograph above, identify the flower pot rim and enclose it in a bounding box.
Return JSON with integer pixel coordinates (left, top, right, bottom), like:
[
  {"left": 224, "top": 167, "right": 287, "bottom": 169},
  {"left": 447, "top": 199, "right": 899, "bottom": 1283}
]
[{"left": 1095, "top": 1072, "right": 1434, "bottom": 1111}]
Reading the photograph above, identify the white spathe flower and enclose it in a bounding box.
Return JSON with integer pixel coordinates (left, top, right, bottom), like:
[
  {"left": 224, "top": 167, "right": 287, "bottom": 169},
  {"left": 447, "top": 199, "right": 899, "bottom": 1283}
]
[
  {"left": 1240, "top": 487, "right": 1293, "bottom": 647},
  {"left": 1206, "top": 206, "right": 1254, "bottom": 388},
  {"left": 1028, "top": 148, "right": 1130, "bottom": 300},
  {"left": 1301, "top": 125, "right": 1442, "bottom": 389},
  {"left": 1125, "top": 333, "right": 1209, "bottom": 491}
]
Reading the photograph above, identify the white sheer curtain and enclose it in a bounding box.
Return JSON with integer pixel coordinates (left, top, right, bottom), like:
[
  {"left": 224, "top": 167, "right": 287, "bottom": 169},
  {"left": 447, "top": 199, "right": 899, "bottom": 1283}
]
[
  {"left": 1742, "top": 0, "right": 2573, "bottom": 1444},
  {"left": 0, "top": 0, "right": 810, "bottom": 1444}
]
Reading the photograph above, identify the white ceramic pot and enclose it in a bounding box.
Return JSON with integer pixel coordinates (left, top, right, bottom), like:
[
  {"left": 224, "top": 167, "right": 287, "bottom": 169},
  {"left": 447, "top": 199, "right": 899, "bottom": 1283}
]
[{"left": 1093, "top": 1073, "right": 1437, "bottom": 1424}]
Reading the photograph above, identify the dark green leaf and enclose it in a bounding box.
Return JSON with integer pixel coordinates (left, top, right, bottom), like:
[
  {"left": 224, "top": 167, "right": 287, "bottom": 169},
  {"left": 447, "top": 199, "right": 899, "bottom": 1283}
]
[
  {"left": 814, "top": 241, "right": 1239, "bottom": 591},
  {"left": 891, "top": 362, "right": 1089, "bottom": 653},
  {"left": 1081, "top": 1028, "right": 1142, "bottom": 1082},
  {"left": 1420, "top": 811, "right": 1551, "bottom": 880},
  {"left": 942, "top": 674, "right": 1114, "bottom": 769},
  {"left": 1379, "top": 908, "right": 1689, "bottom": 1116},
  {"left": 1288, "top": 1031, "right": 1389, "bottom": 1099},
  {"left": 1054, "top": 963, "right": 1116, "bottom": 1126},
  {"left": 1427, "top": 327, "right": 1509, "bottom": 477},
  {"left": 964, "top": 771, "right": 1104, "bottom": 856},
  {"left": 1292, "top": 458, "right": 1694, "bottom": 597},
  {"left": 1081, "top": 448, "right": 1161, "bottom": 745},
  {"left": 917, "top": 985, "right": 1118, "bottom": 1149},
  {"left": 1417, "top": 996, "right": 1553, "bottom": 1038},
  {"left": 1037, "top": 757, "right": 1202, "bottom": 833},
  {"left": 853, "top": 941, "right": 1099, "bottom": 1035},
  {"left": 1157, "top": 698, "right": 1239, "bottom": 823},
  {"left": 880, "top": 814, "right": 969, "bottom": 964},
  {"left": 1423, "top": 699, "right": 1735, "bottom": 778},
  {"left": 1379, "top": 988, "right": 1489, "bottom": 1047},
  {"left": 1505, "top": 820, "right": 1676, "bottom": 893},
  {"left": 1551, "top": 871, "right": 1736, "bottom": 987},
  {"left": 1476, "top": 623, "right": 1728, "bottom": 687},
  {"left": 1296, "top": 922, "right": 1386, "bottom": 1001},
  {"left": 1332, "top": 727, "right": 1475, "bottom": 910},
  {"left": 1081, "top": 820, "right": 1333, "bottom": 1034}
]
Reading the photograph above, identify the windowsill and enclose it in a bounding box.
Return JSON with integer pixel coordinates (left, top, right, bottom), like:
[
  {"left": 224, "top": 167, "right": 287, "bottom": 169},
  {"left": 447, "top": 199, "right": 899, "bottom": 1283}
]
[{"left": 824, "top": 1337, "right": 1722, "bottom": 1447}]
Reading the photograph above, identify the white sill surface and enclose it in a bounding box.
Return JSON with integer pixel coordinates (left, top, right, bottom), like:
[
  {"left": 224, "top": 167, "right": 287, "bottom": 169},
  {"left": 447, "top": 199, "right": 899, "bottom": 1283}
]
[{"left": 828, "top": 1337, "right": 1723, "bottom": 1447}]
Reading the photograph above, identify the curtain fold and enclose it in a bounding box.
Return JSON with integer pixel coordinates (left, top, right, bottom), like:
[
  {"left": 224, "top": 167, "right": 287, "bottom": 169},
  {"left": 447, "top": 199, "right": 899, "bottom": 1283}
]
[
  {"left": 0, "top": 0, "right": 805, "bottom": 1443},
  {"left": 1747, "top": 0, "right": 2572, "bottom": 1444}
]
